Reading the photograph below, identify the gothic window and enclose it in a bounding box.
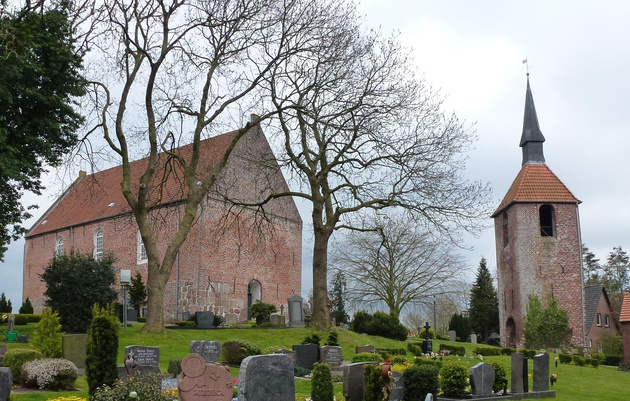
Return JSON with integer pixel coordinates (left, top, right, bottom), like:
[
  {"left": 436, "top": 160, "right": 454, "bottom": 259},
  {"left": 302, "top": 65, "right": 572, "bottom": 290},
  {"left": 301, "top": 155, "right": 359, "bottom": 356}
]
[
  {"left": 539, "top": 204, "right": 554, "bottom": 236},
  {"left": 94, "top": 229, "right": 104, "bottom": 261},
  {"left": 596, "top": 313, "right": 601, "bottom": 327},
  {"left": 502, "top": 212, "right": 509, "bottom": 246},
  {"left": 55, "top": 237, "right": 64, "bottom": 256},
  {"left": 605, "top": 314, "right": 609, "bottom": 327},
  {"left": 137, "top": 230, "right": 147, "bottom": 264}
]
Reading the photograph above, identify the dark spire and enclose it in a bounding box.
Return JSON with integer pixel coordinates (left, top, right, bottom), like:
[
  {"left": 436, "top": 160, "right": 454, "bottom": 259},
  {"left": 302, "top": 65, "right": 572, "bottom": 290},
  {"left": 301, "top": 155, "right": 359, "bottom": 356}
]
[{"left": 520, "top": 75, "right": 546, "bottom": 166}]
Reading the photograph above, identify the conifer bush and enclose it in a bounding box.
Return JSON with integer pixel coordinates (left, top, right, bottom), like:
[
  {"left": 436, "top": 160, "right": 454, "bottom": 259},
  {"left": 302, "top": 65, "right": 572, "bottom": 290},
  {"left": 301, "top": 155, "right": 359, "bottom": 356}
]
[
  {"left": 2, "top": 348, "right": 42, "bottom": 384},
  {"left": 403, "top": 364, "right": 439, "bottom": 400},
  {"left": 19, "top": 297, "right": 34, "bottom": 314},
  {"left": 311, "top": 362, "right": 334, "bottom": 401},
  {"left": 86, "top": 315, "right": 119, "bottom": 396},
  {"left": 490, "top": 360, "right": 507, "bottom": 393},
  {"left": 363, "top": 364, "right": 391, "bottom": 401},
  {"left": 439, "top": 361, "right": 470, "bottom": 397},
  {"left": 31, "top": 307, "right": 63, "bottom": 358},
  {"left": 222, "top": 340, "right": 261, "bottom": 364}
]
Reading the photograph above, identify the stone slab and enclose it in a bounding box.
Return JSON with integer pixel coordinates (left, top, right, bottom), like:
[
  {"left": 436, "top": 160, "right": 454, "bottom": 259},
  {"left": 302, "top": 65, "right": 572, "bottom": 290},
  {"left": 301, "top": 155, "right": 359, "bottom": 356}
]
[
  {"left": 533, "top": 353, "right": 550, "bottom": 392},
  {"left": 62, "top": 334, "right": 88, "bottom": 369},
  {"left": 190, "top": 341, "right": 221, "bottom": 363},
  {"left": 287, "top": 295, "right": 304, "bottom": 327},
  {"left": 470, "top": 362, "right": 495, "bottom": 396},
  {"left": 0, "top": 367, "right": 12, "bottom": 401},
  {"left": 470, "top": 333, "right": 478, "bottom": 344},
  {"left": 447, "top": 330, "right": 456, "bottom": 342},
  {"left": 389, "top": 371, "right": 405, "bottom": 401},
  {"left": 277, "top": 348, "right": 296, "bottom": 366},
  {"left": 196, "top": 311, "right": 214, "bottom": 329},
  {"left": 292, "top": 343, "right": 318, "bottom": 370},
  {"left": 320, "top": 345, "right": 343, "bottom": 367},
  {"left": 511, "top": 353, "right": 525, "bottom": 394},
  {"left": 355, "top": 345, "right": 374, "bottom": 354},
  {"left": 118, "top": 345, "right": 161, "bottom": 379},
  {"left": 238, "top": 354, "right": 294, "bottom": 401},
  {"left": 343, "top": 362, "right": 376, "bottom": 401}
]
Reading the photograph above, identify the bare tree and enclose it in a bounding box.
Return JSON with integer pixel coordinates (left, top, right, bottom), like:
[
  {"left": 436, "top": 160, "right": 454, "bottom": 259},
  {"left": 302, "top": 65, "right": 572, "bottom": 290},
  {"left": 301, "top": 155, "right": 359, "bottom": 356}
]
[
  {"left": 330, "top": 215, "right": 465, "bottom": 321},
  {"left": 75, "top": 0, "right": 341, "bottom": 333},
  {"left": 265, "top": 21, "right": 492, "bottom": 327}
]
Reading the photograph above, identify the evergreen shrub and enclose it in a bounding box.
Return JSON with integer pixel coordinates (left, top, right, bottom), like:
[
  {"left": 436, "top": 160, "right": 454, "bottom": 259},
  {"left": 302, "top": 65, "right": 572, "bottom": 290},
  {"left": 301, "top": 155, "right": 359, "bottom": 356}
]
[
  {"left": 439, "top": 361, "right": 469, "bottom": 397},
  {"left": 325, "top": 331, "right": 339, "bottom": 346},
  {"left": 350, "top": 311, "right": 408, "bottom": 341},
  {"left": 363, "top": 364, "right": 390, "bottom": 401},
  {"left": 417, "top": 328, "right": 436, "bottom": 339},
  {"left": 438, "top": 344, "right": 466, "bottom": 356},
  {"left": 31, "top": 307, "right": 63, "bottom": 358},
  {"left": 489, "top": 360, "right": 507, "bottom": 393},
  {"left": 311, "top": 362, "right": 334, "bottom": 401},
  {"left": 13, "top": 314, "right": 29, "bottom": 325},
  {"left": 558, "top": 353, "right": 572, "bottom": 364},
  {"left": 473, "top": 346, "right": 501, "bottom": 356},
  {"left": 413, "top": 357, "right": 442, "bottom": 369},
  {"left": 249, "top": 301, "right": 277, "bottom": 325},
  {"left": 604, "top": 355, "right": 623, "bottom": 366},
  {"left": 21, "top": 358, "right": 78, "bottom": 390},
  {"left": 2, "top": 348, "right": 42, "bottom": 384},
  {"left": 351, "top": 352, "right": 382, "bottom": 363},
  {"left": 403, "top": 364, "right": 439, "bottom": 401},
  {"left": 587, "top": 358, "right": 600, "bottom": 368},
  {"left": 91, "top": 372, "right": 172, "bottom": 401},
  {"left": 167, "top": 360, "right": 182, "bottom": 377},
  {"left": 222, "top": 340, "right": 261, "bottom": 364},
  {"left": 86, "top": 316, "right": 119, "bottom": 396},
  {"left": 389, "top": 355, "right": 407, "bottom": 365},
  {"left": 19, "top": 298, "right": 34, "bottom": 314},
  {"left": 407, "top": 343, "right": 423, "bottom": 356},
  {"left": 572, "top": 355, "right": 586, "bottom": 366},
  {"left": 501, "top": 347, "right": 516, "bottom": 356}
]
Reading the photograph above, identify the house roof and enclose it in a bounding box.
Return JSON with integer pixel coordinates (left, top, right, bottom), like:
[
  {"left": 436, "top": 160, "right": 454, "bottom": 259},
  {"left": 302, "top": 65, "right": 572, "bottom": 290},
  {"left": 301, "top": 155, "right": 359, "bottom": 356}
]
[
  {"left": 492, "top": 163, "right": 580, "bottom": 217},
  {"left": 584, "top": 286, "right": 615, "bottom": 334},
  {"left": 27, "top": 130, "right": 241, "bottom": 238},
  {"left": 620, "top": 293, "right": 630, "bottom": 323}
]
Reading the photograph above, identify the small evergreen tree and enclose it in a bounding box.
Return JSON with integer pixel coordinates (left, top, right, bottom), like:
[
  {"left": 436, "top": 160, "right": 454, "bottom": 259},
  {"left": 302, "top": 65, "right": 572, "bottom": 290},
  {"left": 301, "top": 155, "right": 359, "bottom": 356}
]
[
  {"left": 129, "top": 272, "right": 147, "bottom": 313},
  {"left": 31, "top": 307, "right": 63, "bottom": 357},
  {"left": 0, "top": 292, "right": 12, "bottom": 313},
  {"left": 19, "top": 297, "right": 34, "bottom": 314},
  {"left": 86, "top": 315, "right": 119, "bottom": 396},
  {"left": 524, "top": 294, "right": 571, "bottom": 349},
  {"left": 468, "top": 257, "right": 499, "bottom": 340},
  {"left": 311, "top": 362, "right": 334, "bottom": 401},
  {"left": 448, "top": 313, "right": 472, "bottom": 342},
  {"left": 329, "top": 270, "right": 349, "bottom": 324}
]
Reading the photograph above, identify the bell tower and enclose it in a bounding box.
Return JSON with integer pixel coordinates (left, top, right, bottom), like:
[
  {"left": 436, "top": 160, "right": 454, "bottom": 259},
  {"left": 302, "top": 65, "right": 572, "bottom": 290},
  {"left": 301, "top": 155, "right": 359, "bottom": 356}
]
[{"left": 493, "top": 76, "right": 584, "bottom": 347}]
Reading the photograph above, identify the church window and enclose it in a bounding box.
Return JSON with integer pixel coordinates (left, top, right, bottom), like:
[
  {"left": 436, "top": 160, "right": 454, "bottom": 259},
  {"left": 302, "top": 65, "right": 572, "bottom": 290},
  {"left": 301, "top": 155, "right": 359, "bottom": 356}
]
[
  {"left": 55, "top": 237, "right": 64, "bottom": 256},
  {"left": 502, "top": 212, "right": 509, "bottom": 246},
  {"left": 596, "top": 313, "right": 601, "bottom": 327},
  {"left": 539, "top": 204, "right": 554, "bottom": 236},
  {"left": 605, "top": 314, "right": 609, "bottom": 327},
  {"left": 94, "top": 229, "right": 104, "bottom": 261},
  {"left": 137, "top": 230, "right": 147, "bottom": 264}
]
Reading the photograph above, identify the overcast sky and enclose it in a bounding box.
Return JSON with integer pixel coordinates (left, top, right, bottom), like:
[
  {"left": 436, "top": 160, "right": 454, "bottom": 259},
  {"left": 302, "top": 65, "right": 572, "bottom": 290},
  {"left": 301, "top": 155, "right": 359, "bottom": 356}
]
[{"left": 2, "top": 1, "right": 630, "bottom": 309}]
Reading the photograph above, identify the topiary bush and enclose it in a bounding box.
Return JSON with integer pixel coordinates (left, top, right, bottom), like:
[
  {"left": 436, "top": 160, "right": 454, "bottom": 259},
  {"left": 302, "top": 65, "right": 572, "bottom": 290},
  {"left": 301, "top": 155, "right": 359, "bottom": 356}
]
[
  {"left": 586, "top": 358, "right": 600, "bottom": 368},
  {"left": 417, "top": 328, "right": 436, "bottom": 339},
  {"left": 403, "top": 364, "right": 439, "bottom": 401},
  {"left": 604, "top": 355, "right": 623, "bottom": 366},
  {"left": 311, "top": 362, "right": 334, "bottom": 401},
  {"left": 31, "top": 307, "right": 63, "bottom": 358},
  {"left": 389, "top": 355, "right": 407, "bottom": 365},
  {"left": 558, "top": 353, "right": 572, "bottom": 364},
  {"left": 351, "top": 352, "right": 382, "bottom": 363},
  {"left": 325, "top": 331, "right": 339, "bottom": 346},
  {"left": 439, "top": 361, "right": 470, "bottom": 397},
  {"left": 91, "top": 372, "right": 172, "bottom": 401},
  {"left": 490, "top": 360, "right": 507, "bottom": 393},
  {"left": 86, "top": 315, "right": 119, "bottom": 396},
  {"left": 13, "top": 314, "right": 29, "bottom": 325},
  {"left": 407, "top": 343, "right": 423, "bottom": 356},
  {"left": 249, "top": 301, "right": 277, "bottom": 325},
  {"left": 438, "top": 344, "right": 466, "bottom": 356},
  {"left": 473, "top": 346, "right": 501, "bottom": 356},
  {"left": 2, "top": 348, "right": 43, "bottom": 384},
  {"left": 302, "top": 333, "right": 322, "bottom": 346},
  {"left": 413, "top": 357, "right": 442, "bottom": 369},
  {"left": 21, "top": 358, "right": 78, "bottom": 390},
  {"left": 222, "top": 340, "right": 261, "bottom": 364},
  {"left": 349, "top": 311, "right": 408, "bottom": 341},
  {"left": 572, "top": 355, "right": 586, "bottom": 367}
]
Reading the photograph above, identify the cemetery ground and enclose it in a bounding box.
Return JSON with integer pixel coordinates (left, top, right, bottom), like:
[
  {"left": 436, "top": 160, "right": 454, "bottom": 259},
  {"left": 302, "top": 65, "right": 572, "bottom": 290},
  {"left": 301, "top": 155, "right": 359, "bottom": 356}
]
[{"left": 2, "top": 322, "right": 629, "bottom": 400}]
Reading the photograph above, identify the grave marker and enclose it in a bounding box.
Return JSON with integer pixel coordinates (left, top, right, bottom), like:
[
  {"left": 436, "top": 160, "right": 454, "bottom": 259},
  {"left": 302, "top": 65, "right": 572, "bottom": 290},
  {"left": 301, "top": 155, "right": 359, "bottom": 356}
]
[
  {"left": 292, "top": 343, "right": 318, "bottom": 370},
  {"left": 287, "top": 295, "right": 304, "bottom": 327},
  {"left": 118, "top": 345, "right": 161, "bottom": 379},
  {"left": 178, "top": 353, "right": 233, "bottom": 401},
  {"left": 389, "top": 371, "right": 405, "bottom": 401},
  {"left": 355, "top": 345, "right": 374, "bottom": 354},
  {"left": 510, "top": 353, "right": 525, "bottom": 394},
  {"left": 533, "top": 352, "right": 550, "bottom": 391},
  {"left": 0, "top": 367, "right": 11, "bottom": 401},
  {"left": 190, "top": 341, "right": 221, "bottom": 363},
  {"left": 343, "top": 362, "right": 376, "bottom": 401},
  {"left": 196, "top": 311, "right": 215, "bottom": 329},
  {"left": 447, "top": 330, "right": 456, "bottom": 342},
  {"left": 470, "top": 333, "right": 477, "bottom": 344},
  {"left": 238, "top": 354, "right": 294, "bottom": 401},
  {"left": 469, "top": 362, "right": 495, "bottom": 396},
  {"left": 320, "top": 345, "right": 343, "bottom": 367}
]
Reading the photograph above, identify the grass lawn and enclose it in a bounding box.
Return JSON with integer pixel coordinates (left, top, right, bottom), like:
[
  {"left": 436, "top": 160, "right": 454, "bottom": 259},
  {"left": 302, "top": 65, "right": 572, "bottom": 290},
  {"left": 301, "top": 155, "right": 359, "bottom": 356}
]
[{"left": 2, "top": 322, "right": 629, "bottom": 400}]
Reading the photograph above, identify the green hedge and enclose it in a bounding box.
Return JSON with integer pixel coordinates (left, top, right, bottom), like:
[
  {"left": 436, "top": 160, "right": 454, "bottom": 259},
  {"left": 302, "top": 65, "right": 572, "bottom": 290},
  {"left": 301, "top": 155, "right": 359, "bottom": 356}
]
[
  {"left": 221, "top": 340, "right": 261, "bottom": 364},
  {"left": 472, "top": 346, "right": 501, "bottom": 356},
  {"left": 558, "top": 354, "right": 572, "bottom": 364},
  {"left": 403, "top": 364, "right": 439, "bottom": 400},
  {"left": 439, "top": 361, "right": 469, "bottom": 397},
  {"left": 351, "top": 352, "right": 382, "bottom": 363},
  {"left": 604, "top": 355, "right": 623, "bottom": 366},
  {"left": 439, "top": 344, "right": 465, "bottom": 356},
  {"left": 2, "top": 348, "right": 42, "bottom": 383},
  {"left": 407, "top": 343, "right": 423, "bottom": 356}
]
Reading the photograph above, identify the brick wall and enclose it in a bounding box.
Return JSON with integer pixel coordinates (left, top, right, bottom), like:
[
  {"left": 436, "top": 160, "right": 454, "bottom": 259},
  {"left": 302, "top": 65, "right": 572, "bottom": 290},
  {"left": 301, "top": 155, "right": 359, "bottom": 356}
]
[
  {"left": 585, "top": 292, "right": 619, "bottom": 351},
  {"left": 495, "top": 202, "right": 584, "bottom": 347}
]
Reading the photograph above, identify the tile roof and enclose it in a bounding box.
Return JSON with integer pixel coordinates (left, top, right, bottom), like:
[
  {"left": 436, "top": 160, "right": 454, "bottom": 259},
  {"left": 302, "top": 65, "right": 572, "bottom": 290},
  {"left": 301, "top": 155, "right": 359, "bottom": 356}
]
[
  {"left": 27, "top": 130, "right": 240, "bottom": 238},
  {"left": 492, "top": 163, "right": 580, "bottom": 217},
  {"left": 620, "top": 293, "right": 630, "bottom": 323}
]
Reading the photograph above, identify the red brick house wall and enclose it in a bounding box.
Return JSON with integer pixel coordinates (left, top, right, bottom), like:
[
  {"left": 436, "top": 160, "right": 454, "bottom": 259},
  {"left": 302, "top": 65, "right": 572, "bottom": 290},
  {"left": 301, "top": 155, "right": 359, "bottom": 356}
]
[{"left": 23, "top": 126, "right": 302, "bottom": 323}]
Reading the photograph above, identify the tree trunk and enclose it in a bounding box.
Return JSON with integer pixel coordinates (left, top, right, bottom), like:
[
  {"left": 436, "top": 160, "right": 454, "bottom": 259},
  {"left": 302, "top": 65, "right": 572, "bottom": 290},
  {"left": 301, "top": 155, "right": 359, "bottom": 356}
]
[
  {"left": 143, "top": 260, "right": 170, "bottom": 333},
  {"left": 311, "top": 227, "right": 332, "bottom": 329}
]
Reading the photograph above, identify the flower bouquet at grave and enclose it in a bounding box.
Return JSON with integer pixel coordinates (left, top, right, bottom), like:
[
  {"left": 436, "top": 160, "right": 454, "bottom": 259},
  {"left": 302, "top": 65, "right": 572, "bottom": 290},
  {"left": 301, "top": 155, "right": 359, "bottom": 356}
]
[{"left": 550, "top": 374, "right": 559, "bottom": 386}]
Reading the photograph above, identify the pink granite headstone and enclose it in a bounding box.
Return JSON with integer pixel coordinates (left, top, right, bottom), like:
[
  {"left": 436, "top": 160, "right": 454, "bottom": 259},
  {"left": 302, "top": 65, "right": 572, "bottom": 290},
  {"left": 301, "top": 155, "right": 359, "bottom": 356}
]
[{"left": 178, "top": 353, "right": 233, "bottom": 401}]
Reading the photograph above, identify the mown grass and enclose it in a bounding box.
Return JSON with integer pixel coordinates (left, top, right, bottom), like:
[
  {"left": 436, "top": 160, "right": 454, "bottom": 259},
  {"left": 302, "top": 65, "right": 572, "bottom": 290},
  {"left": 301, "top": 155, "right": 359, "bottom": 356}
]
[{"left": 2, "top": 322, "right": 630, "bottom": 400}]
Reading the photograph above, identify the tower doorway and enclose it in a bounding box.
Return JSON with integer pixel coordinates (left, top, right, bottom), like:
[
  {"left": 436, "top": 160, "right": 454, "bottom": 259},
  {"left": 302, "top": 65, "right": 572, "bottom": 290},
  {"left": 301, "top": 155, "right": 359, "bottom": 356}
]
[{"left": 247, "top": 279, "right": 261, "bottom": 319}]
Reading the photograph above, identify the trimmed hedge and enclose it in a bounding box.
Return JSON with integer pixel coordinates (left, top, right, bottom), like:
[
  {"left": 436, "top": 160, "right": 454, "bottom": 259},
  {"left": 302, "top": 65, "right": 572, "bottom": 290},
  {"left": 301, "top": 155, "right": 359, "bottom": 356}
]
[
  {"left": 439, "top": 344, "right": 465, "bottom": 356},
  {"left": 414, "top": 357, "right": 443, "bottom": 369},
  {"left": 439, "top": 361, "right": 469, "bottom": 397},
  {"left": 403, "top": 364, "right": 439, "bottom": 400},
  {"left": 351, "top": 352, "right": 382, "bottom": 363},
  {"left": 517, "top": 349, "right": 537, "bottom": 358},
  {"left": 2, "top": 348, "right": 43, "bottom": 384},
  {"left": 604, "top": 355, "right": 623, "bottom": 366},
  {"left": 490, "top": 360, "right": 507, "bottom": 393},
  {"left": 558, "top": 353, "right": 572, "bottom": 364},
  {"left": 222, "top": 340, "right": 261, "bottom": 364},
  {"left": 473, "top": 346, "right": 501, "bottom": 356},
  {"left": 311, "top": 362, "right": 334, "bottom": 401},
  {"left": 501, "top": 347, "right": 516, "bottom": 356},
  {"left": 407, "top": 343, "right": 423, "bottom": 356}
]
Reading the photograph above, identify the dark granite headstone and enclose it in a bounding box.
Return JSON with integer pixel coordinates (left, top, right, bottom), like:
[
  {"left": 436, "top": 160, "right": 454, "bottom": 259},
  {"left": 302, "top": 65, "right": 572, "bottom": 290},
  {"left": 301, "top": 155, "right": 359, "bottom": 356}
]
[
  {"left": 196, "top": 311, "right": 214, "bottom": 329},
  {"left": 127, "top": 309, "right": 138, "bottom": 321},
  {"left": 63, "top": 334, "right": 88, "bottom": 369},
  {"left": 277, "top": 348, "right": 296, "bottom": 365},
  {"left": 343, "top": 362, "right": 376, "bottom": 401},
  {"left": 292, "top": 343, "right": 318, "bottom": 370},
  {"left": 238, "top": 354, "right": 294, "bottom": 401},
  {"left": 190, "top": 340, "right": 221, "bottom": 363},
  {"left": 287, "top": 295, "right": 304, "bottom": 327},
  {"left": 178, "top": 353, "right": 233, "bottom": 401},
  {"left": 118, "top": 345, "right": 161, "bottom": 379},
  {"left": 533, "top": 352, "right": 550, "bottom": 391},
  {"left": 320, "top": 345, "right": 343, "bottom": 367},
  {"left": 511, "top": 353, "right": 525, "bottom": 394},
  {"left": 389, "top": 371, "right": 405, "bottom": 401},
  {"left": 182, "top": 311, "right": 192, "bottom": 321},
  {"left": 0, "top": 367, "right": 11, "bottom": 401},
  {"left": 355, "top": 345, "right": 374, "bottom": 354},
  {"left": 470, "top": 362, "right": 495, "bottom": 396}
]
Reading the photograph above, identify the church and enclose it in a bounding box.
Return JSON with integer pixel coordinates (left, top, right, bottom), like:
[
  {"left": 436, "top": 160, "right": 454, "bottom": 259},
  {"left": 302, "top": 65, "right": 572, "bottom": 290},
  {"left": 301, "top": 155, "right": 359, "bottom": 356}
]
[
  {"left": 22, "top": 121, "right": 303, "bottom": 323},
  {"left": 493, "top": 77, "right": 584, "bottom": 347}
]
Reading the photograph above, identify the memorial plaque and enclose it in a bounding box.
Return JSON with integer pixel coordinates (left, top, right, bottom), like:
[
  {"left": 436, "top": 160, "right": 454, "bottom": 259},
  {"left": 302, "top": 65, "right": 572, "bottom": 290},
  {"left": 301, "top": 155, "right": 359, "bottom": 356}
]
[
  {"left": 320, "top": 346, "right": 343, "bottom": 367},
  {"left": 178, "top": 354, "right": 233, "bottom": 401},
  {"left": 196, "top": 311, "right": 215, "bottom": 329},
  {"left": 447, "top": 330, "right": 456, "bottom": 342},
  {"left": 343, "top": 362, "right": 376, "bottom": 401},
  {"left": 118, "top": 345, "right": 161, "bottom": 379},
  {"left": 293, "top": 343, "right": 318, "bottom": 370},
  {"left": 511, "top": 353, "right": 525, "bottom": 394},
  {"left": 389, "top": 371, "right": 405, "bottom": 401},
  {"left": 355, "top": 345, "right": 374, "bottom": 354},
  {"left": 190, "top": 341, "right": 221, "bottom": 363},
  {"left": 287, "top": 295, "right": 304, "bottom": 327},
  {"left": 533, "top": 353, "right": 550, "bottom": 391},
  {"left": 0, "top": 367, "right": 12, "bottom": 401},
  {"left": 470, "top": 362, "right": 495, "bottom": 396}
]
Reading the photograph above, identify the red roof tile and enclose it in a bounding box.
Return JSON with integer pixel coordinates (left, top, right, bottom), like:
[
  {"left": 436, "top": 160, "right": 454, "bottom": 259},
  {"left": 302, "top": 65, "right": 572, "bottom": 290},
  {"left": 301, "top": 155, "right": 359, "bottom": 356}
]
[
  {"left": 27, "top": 130, "right": 239, "bottom": 237},
  {"left": 620, "top": 293, "right": 630, "bottom": 323},
  {"left": 492, "top": 163, "right": 580, "bottom": 217}
]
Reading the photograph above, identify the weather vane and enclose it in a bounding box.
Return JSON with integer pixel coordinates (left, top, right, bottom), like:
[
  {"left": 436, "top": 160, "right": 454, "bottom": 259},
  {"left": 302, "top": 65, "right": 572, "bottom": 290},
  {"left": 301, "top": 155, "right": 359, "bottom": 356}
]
[{"left": 522, "top": 58, "right": 530, "bottom": 76}]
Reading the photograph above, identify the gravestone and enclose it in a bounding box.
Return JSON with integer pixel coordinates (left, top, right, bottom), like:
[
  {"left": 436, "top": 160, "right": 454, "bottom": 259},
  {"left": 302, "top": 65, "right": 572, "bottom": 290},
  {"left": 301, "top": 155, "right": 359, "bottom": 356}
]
[
  {"left": 7, "top": 315, "right": 14, "bottom": 332},
  {"left": 63, "top": 334, "right": 88, "bottom": 369},
  {"left": 469, "top": 362, "right": 495, "bottom": 396},
  {"left": 470, "top": 333, "right": 477, "bottom": 344},
  {"left": 196, "top": 311, "right": 214, "bottom": 329},
  {"left": 277, "top": 348, "right": 296, "bottom": 365},
  {"left": 447, "top": 330, "right": 456, "bottom": 342},
  {"left": 182, "top": 311, "right": 192, "bottom": 321},
  {"left": 270, "top": 313, "right": 285, "bottom": 326},
  {"left": 389, "top": 371, "right": 405, "bottom": 401},
  {"left": 127, "top": 308, "right": 138, "bottom": 321},
  {"left": 292, "top": 343, "right": 318, "bottom": 370},
  {"left": 421, "top": 322, "right": 433, "bottom": 354},
  {"left": 238, "top": 354, "right": 294, "bottom": 401},
  {"left": 118, "top": 345, "right": 161, "bottom": 379},
  {"left": 0, "top": 367, "right": 11, "bottom": 401},
  {"left": 178, "top": 353, "right": 233, "bottom": 401},
  {"left": 510, "top": 353, "right": 525, "bottom": 393},
  {"left": 320, "top": 345, "right": 343, "bottom": 367},
  {"left": 343, "top": 362, "right": 376, "bottom": 401},
  {"left": 287, "top": 295, "right": 305, "bottom": 327},
  {"left": 0, "top": 345, "right": 7, "bottom": 366},
  {"left": 355, "top": 345, "right": 374, "bottom": 354},
  {"left": 190, "top": 340, "right": 221, "bottom": 363},
  {"left": 533, "top": 352, "right": 550, "bottom": 391}
]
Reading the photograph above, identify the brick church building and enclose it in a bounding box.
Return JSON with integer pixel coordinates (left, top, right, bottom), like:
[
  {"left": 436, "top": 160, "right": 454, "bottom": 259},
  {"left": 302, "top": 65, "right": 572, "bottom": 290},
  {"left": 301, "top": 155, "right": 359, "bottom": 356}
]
[
  {"left": 493, "top": 77, "right": 584, "bottom": 347},
  {"left": 23, "top": 122, "right": 303, "bottom": 323}
]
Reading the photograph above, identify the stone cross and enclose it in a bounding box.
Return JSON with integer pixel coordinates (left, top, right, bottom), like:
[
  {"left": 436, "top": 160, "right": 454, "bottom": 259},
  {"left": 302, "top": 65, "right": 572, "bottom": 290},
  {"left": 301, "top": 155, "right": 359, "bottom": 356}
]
[{"left": 424, "top": 322, "right": 431, "bottom": 340}]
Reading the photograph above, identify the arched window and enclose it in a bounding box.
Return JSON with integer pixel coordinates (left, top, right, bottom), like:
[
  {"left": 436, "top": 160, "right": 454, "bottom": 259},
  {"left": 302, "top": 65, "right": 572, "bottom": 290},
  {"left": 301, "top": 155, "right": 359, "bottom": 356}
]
[
  {"left": 137, "top": 230, "right": 147, "bottom": 263},
  {"left": 539, "top": 204, "right": 554, "bottom": 237},
  {"left": 55, "top": 237, "right": 64, "bottom": 256},
  {"left": 94, "top": 229, "right": 104, "bottom": 261}
]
